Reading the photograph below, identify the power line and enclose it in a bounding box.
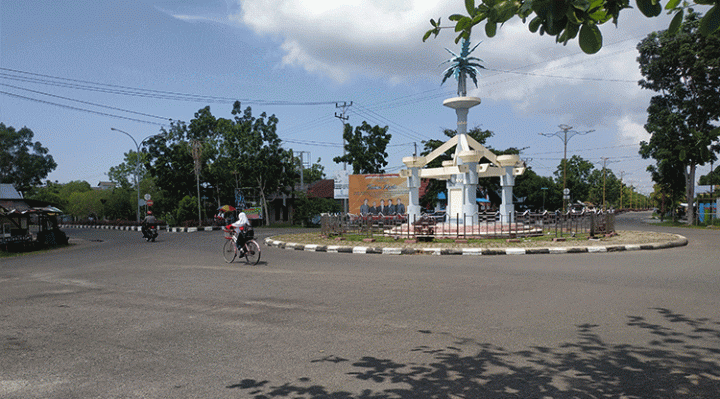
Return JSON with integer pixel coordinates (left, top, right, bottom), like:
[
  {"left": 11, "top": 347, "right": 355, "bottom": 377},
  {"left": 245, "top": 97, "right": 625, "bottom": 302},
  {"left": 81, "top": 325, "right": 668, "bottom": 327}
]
[
  {"left": 0, "top": 82, "right": 171, "bottom": 121},
  {"left": 0, "top": 67, "right": 344, "bottom": 106},
  {"left": 0, "top": 90, "right": 168, "bottom": 126}
]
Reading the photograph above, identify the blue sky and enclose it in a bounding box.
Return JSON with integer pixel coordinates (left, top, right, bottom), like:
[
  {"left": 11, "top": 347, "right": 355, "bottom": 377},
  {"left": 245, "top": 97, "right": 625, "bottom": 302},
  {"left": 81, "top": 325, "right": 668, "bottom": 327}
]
[{"left": 1, "top": 0, "right": 713, "bottom": 196}]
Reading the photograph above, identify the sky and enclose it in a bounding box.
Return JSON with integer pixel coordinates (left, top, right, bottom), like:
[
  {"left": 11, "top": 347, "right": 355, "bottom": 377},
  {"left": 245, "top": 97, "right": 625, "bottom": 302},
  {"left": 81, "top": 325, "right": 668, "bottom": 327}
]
[{"left": 1, "top": 0, "right": 715, "bottom": 197}]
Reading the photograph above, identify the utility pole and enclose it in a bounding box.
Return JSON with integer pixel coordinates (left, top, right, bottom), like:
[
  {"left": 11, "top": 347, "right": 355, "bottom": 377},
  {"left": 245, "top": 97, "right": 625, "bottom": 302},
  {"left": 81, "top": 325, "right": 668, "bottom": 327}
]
[
  {"left": 334, "top": 101, "right": 352, "bottom": 171},
  {"left": 296, "top": 151, "right": 310, "bottom": 190},
  {"left": 192, "top": 140, "right": 203, "bottom": 226},
  {"left": 540, "top": 124, "right": 594, "bottom": 212},
  {"left": 619, "top": 171, "right": 628, "bottom": 209},
  {"left": 598, "top": 157, "right": 619, "bottom": 210},
  {"left": 335, "top": 102, "right": 352, "bottom": 214}
]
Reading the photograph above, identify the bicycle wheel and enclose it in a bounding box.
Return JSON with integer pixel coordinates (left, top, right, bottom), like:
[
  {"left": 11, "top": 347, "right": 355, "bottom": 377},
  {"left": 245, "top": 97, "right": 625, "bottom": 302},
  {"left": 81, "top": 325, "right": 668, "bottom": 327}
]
[
  {"left": 223, "top": 239, "right": 237, "bottom": 263},
  {"left": 244, "top": 240, "right": 261, "bottom": 265}
]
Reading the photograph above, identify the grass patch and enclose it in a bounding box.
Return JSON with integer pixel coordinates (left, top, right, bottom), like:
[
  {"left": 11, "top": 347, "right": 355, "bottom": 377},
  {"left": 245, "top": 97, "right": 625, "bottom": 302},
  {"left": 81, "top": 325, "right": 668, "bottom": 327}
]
[
  {"left": 653, "top": 221, "right": 715, "bottom": 229},
  {"left": 340, "top": 232, "right": 591, "bottom": 244},
  {"left": 0, "top": 243, "right": 74, "bottom": 258}
]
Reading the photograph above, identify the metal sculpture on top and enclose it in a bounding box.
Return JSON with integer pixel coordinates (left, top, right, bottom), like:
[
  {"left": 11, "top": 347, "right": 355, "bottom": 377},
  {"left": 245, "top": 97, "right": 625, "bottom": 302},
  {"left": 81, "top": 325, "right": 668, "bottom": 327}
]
[{"left": 440, "top": 38, "right": 486, "bottom": 97}]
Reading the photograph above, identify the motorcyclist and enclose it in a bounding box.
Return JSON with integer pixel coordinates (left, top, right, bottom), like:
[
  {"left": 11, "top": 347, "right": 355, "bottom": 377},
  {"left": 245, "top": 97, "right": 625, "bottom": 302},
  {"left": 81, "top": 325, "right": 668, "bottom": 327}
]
[
  {"left": 227, "top": 212, "right": 250, "bottom": 253},
  {"left": 141, "top": 210, "right": 157, "bottom": 238}
]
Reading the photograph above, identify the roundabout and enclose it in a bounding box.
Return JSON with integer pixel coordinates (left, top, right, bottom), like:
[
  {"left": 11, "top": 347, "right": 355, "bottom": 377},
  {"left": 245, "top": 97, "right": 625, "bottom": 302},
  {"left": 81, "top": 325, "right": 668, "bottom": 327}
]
[{"left": 264, "top": 229, "right": 688, "bottom": 256}]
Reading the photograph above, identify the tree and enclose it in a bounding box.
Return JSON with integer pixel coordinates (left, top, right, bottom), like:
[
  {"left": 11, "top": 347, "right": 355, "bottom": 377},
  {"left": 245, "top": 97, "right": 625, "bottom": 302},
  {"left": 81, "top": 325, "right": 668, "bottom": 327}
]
[
  {"left": 333, "top": 122, "right": 392, "bottom": 174},
  {"left": 638, "top": 11, "right": 720, "bottom": 224},
  {"left": 220, "top": 103, "right": 295, "bottom": 224},
  {"left": 293, "top": 192, "right": 342, "bottom": 226},
  {"left": 292, "top": 156, "right": 326, "bottom": 187},
  {"left": 698, "top": 165, "right": 720, "bottom": 185},
  {"left": 0, "top": 123, "right": 57, "bottom": 194},
  {"left": 27, "top": 180, "right": 92, "bottom": 212},
  {"left": 424, "top": 0, "right": 720, "bottom": 54},
  {"left": 144, "top": 102, "right": 297, "bottom": 225},
  {"left": 554, "top": 155, "right": 595, "bottom": 203},
  {"left": 107, "top": 150, "right": 148, "bottom": 189},
  {"left": 587, "top": 168, "right": 621, "bottom": 208},
  {"left": 647, "top": 157, "right": 687, "bottom": 220},
  {"left": 513, "top": 168, "right": 561, "bottom": 210}
]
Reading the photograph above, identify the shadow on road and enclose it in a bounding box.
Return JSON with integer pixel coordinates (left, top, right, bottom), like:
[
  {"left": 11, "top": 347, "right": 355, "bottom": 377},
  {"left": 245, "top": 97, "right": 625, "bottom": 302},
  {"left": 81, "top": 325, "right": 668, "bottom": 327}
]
[{"left": 227, "top": 308, "right": 720, "bottom": 398}]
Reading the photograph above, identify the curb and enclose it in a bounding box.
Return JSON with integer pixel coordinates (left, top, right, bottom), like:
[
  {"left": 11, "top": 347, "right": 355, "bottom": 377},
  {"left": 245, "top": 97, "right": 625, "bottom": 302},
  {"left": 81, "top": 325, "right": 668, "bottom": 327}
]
[
  {"left": 263, "top": 234, "right": 688, "bottom": 256},
  {"left": 61, "top": 225, "right": 223, "bottom": 233}
]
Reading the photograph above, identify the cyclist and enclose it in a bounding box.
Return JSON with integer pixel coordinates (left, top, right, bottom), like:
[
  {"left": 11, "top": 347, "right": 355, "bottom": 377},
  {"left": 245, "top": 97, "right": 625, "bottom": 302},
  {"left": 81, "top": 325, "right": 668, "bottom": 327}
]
[{"left": 227, "top": 212, "right": 251, "bottom": 254}]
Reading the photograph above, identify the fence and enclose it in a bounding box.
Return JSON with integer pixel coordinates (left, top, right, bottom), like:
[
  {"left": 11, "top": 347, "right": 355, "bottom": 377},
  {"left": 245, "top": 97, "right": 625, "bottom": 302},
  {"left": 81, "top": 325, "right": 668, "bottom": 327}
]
[{"left": 320, "top": 210, "right": 615, "bottom": 240}]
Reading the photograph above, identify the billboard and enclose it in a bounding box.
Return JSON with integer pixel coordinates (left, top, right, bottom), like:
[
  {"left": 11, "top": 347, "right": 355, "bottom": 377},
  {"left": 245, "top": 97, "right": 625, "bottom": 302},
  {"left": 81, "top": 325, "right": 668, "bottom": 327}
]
[{"left": 349, "top": 174, "right": 409, "bottom": 215}]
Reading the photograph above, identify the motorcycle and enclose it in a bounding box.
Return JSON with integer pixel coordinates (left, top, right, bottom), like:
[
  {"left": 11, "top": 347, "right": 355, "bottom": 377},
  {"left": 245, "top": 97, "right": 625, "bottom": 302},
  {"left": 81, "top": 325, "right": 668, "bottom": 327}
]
[{"left": 142, "top": 225, "right": 158, "bottom": 242}]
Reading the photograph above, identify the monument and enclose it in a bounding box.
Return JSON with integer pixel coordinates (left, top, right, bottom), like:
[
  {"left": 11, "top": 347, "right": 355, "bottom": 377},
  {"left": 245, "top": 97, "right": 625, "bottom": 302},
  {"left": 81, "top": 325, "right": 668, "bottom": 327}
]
[{"left": 400, "top": 39, "right": 525, "bottom": 226}]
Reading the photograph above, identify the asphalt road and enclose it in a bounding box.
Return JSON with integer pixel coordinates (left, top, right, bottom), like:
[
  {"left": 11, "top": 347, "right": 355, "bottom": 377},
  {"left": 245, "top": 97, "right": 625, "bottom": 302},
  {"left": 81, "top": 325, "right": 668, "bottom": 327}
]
[{"left": 2, "top": 212, "right": 719, "bottom": 398}]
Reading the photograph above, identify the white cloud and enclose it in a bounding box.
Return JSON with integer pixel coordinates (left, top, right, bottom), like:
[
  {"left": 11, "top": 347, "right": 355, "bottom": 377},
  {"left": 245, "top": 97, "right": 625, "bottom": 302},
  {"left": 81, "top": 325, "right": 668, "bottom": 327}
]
[
  {"left": 233, "top": 0, "right": 454, "bottom": 83},
  {"left": 181, "top": 1, "right": 678, "bottom": 158},
  {"left": 617, "top": 114, "right": 650, "bottom": 144}
]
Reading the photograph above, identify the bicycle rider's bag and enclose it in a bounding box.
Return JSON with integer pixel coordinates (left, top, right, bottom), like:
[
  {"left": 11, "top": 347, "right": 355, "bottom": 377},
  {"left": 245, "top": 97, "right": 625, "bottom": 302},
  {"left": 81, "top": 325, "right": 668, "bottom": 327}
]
[{"left": 244, "top": 225, "right": 254, "bottom": 239}]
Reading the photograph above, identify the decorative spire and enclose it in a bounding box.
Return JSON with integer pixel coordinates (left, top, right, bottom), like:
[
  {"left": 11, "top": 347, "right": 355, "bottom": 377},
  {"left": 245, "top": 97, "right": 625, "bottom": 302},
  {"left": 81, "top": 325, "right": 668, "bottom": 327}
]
[{"left": 440, "top": 38, "right": 486, "bottom": 97}]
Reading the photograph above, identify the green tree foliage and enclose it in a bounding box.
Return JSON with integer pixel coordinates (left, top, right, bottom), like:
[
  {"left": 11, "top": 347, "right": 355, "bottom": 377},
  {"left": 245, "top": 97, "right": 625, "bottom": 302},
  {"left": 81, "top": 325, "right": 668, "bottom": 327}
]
[
  {"left": 0, "top": 123, "right": 57, "bottom": 193},
  {"left": 293, "top": 193, "right": 342, "bottom": 226},
  {"left": 144, "top": 120, "right": 197, "bottom": 218},
  {"left": 554, "top": 155, "right": 595, "bottom": 203},
  {"left": 303, "top": 158, "right": 327, "bottom": 185},
  {"left": 27, "top": 180, "right": 92, "bottom": 212},
  {"left": 144, "top": 102, "right": 296, "bottom": 225},
  {"left": 175, "top": 195, "right": 199, "bottom": 225},
  {"left": 698, "top": 165, "right": 720, "bottom": 185},
  {"left": 333, "top": 122, "right": 392, "bottom": 174},
  {"left": 587, "top": 168, "right": 622, "bottom": 208},
  {"left": 638, "top": 11, "right": 720, "bottom": 224},
  {"left": 425, "top": 0, "right": 720, "bottom": 54},
  {"left": 65, "top": 190, "right": 104, "bottom": 220},
  {"left": 513, "top": 169, "right": 561, "bottom": 210},
  {"left": 211, "top": 102, "right": 296, "bottom": 224},
  {"left": 647, "top": 158, "right": 687, "bottom": 219},
  {"left": 292, "top": 155, "right": 326, "bottom": 186},
  {"left": 107, "top": 150, "right": 148, "bottom": 189}
]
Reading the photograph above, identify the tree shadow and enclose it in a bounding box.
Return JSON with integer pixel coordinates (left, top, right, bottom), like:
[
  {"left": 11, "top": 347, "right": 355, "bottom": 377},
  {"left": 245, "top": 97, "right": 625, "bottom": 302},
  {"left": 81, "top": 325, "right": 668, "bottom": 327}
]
[{"left": 227, "top": 308, "right": 720, "bottom": 398}]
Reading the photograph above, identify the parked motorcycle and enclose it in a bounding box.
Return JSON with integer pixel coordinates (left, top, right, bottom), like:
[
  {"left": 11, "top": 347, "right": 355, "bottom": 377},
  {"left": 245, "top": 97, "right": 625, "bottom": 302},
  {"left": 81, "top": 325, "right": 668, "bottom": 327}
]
[{"left": 142, "top": 225, "right": 158, "bottom": 242}]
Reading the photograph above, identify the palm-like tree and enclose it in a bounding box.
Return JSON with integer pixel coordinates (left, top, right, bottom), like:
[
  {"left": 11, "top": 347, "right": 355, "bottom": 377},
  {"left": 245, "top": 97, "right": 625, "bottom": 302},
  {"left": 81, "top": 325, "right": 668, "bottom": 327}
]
[{"left": 441, "top": 39, "right": 485, "bottom": 97}]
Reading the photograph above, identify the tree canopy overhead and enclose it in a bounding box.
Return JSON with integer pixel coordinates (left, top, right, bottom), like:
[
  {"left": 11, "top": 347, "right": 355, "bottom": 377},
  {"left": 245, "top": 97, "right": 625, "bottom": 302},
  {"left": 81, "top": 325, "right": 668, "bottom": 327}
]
[
  {"left": 424, "top": 0, "right": 720, "bottom": 54},
  {"left": 0, "top": 123, "right": 57, "bottom": 194}
]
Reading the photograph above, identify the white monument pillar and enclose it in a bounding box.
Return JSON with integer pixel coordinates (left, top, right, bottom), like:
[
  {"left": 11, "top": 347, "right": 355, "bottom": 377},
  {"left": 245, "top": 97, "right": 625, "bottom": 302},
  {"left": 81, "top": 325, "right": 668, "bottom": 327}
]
[
  {"left": 497, "top": 155, "right": 520, "bottom": 224},
  {"left": 402, "top": 156, "right": 426, "bottom": 223},
  {"left": 443, "top": 97, "right": 482, "bottom": 225}
]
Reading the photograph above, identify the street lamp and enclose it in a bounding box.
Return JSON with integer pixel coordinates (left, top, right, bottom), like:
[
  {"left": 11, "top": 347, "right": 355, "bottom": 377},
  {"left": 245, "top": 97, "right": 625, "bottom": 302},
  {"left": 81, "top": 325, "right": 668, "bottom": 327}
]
[
  {"left": 111, "top": 128, "right": 162, "bottom": 223},
  {"left": 541, "top": 187, "right": 548, "bottom": 211},
  {"left": 540, "top": 125, "right": 594, "bottom": 212}
]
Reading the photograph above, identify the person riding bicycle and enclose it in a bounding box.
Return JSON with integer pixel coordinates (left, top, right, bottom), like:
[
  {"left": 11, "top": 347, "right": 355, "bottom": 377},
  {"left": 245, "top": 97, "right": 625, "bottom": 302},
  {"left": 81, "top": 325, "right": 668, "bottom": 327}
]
[
  {"left": 141, "top": 210, "right": 157, "bottom": 238},
  {"left": 227, "top": 212, "right": 251, "bottom": 254}
]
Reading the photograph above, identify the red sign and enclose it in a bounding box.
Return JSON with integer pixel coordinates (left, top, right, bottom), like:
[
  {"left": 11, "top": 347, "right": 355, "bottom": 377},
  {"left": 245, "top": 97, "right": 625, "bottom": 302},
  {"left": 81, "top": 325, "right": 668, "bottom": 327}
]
[{"left": 146, "top": 200, "right": 154, "bottom": 206}]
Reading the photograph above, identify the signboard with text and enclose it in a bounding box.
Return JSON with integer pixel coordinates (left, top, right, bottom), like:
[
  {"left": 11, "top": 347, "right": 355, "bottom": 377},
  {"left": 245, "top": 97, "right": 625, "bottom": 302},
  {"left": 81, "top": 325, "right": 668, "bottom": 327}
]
[
  {"left": 333, "top": 170, "right": 349, "bottom": 200},
  {"left": 349, "top": 174, "right": 409, "bottom": 215},
  {"left": 242, "top": 206, "right": 263, "bottom": 220}
]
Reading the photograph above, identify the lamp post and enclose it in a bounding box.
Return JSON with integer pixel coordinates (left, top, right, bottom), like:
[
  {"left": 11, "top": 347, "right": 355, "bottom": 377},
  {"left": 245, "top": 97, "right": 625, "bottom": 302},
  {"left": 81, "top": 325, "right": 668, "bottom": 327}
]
[
  {"left": 111, "top": 128, "right": 162, "bottom": 223},
  {"left": 541, "top": 187, "right": 548, "bottom": 211},
  {"left": 540, "top": 125, "right": 594, "bottom": 212}
]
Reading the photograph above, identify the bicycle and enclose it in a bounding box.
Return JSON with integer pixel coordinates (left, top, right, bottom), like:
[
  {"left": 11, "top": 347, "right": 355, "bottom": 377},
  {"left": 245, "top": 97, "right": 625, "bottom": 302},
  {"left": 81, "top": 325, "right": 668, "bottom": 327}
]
[{"left": 223, "top": 227, "right": 261, "bottom": 265}]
